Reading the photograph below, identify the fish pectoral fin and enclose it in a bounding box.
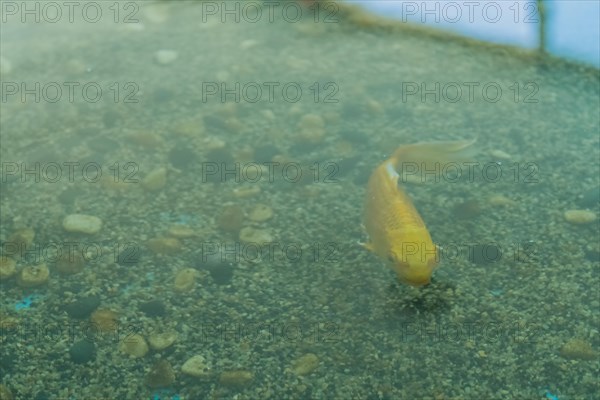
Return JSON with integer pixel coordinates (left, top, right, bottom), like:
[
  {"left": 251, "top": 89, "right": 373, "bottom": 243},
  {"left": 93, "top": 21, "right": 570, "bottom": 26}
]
[{"left": 358, "top": 240, "right": 374, "bottom": 252}]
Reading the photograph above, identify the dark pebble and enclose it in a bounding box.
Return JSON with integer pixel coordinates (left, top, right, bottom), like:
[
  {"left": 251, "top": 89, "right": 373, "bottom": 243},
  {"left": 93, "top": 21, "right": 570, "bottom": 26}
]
[
  {"left": 343, "top": 130, "right": 368, "bottom": 143},
  {"left": 198, "top": 252, "right": 234, "bottom": 285},
  {"left": 204, "top": 114, "right": 227, "bottom": 131},
  {"left": 469, "top": 244, "right": 502, "bottom": 265},
  {"left": 152, "top": 87, "right": 174, "bottom": 103},
  {"left": 169, "top": 145, "right": 198, "bottom": 170},
  {"left": 584, "top": 249, "right": 600, "bottom": 263},
  {"left": 69, "top": 340, "right": 96, "bottom": 364},
  {"left": 88, "top": 137, "right": 119, "bottom": 153},
  {"left": 0, "top": 350, "right": 15, "bottom": 374},
  {"left": 57, "top": 187, "right": 79, "bottom": 207},
  {"left": 579, "top": 186, "right": 600, "bottom": 207},
  {"left": 102, "top": 110, "right": 121, "bottom": 128},
  {"left": 354, "top": 168, "right": 372, "bottom": 185},
  {"left": 453, "top": 200, "right": 483, "bottom": 219},
  {"left": 209, "top": 264, "right": 234, "bottom": 285},
  {"left": 140, "top": 300, "right": 167, "bottom": 317},
  {"left": 204, "top": 148, "right": 234, "bottom": 183},
  {"left": 289, "top": 141, "right": 321, "bottom": 155},
  {"left": 64, "top": 295, "right": 101, "bottom": 319},
  {"left": 205, "top": 148, "right": 234, "bottom": 164},
  {"left": 253, "top": 144, "right": 280, "bottom": 163},
  {"left": 341, "top": 102, "right": 363, "bottom": 118},
  {"left": 334, "top": 156, "right": 361, "bottom": 178}
]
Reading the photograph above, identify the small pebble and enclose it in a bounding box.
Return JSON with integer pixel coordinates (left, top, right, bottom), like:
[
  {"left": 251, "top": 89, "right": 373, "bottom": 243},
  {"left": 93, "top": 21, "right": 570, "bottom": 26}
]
[
  {"left": 145, "top": 360, "right": 176, "bottom": 388},
  {"left": 453, "top": 199, "right": 482, "bottom": 219},
  {"left": 181, "top": 355, "right": 212, "bottom": 379},
  {"left": 199, "top": 253, "right": 234, "bottom": 285},
  {"left": 119, "top": 334, "right": 149, "bottom": 358},
  {"left": 69, "top": 340, "right": 96, "bottom": 364},
  {"left": 253, "top": 144, "right": 280, "bottom": 163},
  {"left": 297, "top": 114, "right": 325, "bottom": 144},
  {"left": 219, "top": 370, "right": 254, "bottom": 387},
  {"left": 128, "top": 131, "right": 165, "bottom": 148},
  {"left": 55, "top": 251, "right": 85, "bottom": 274},
  {"left": 167, "top": 224, "right": 195, "bottom": 238},
  {"left": 291, "top": 353, "right": 319, "bottom": 375},
  {"left": 239, "top": 227, "right": 274, "bottom": 243},
  {"left": 488, "top": 194, "right": 516, "bottom": 207},
  {"left": 208, "top": 263, "right": 234, "bottom": 285},
  {"left": 233, "top": 186, "right": 261, "bottom": 198},
  {"left": 0, "top": 257, "right": 16, "bottom": 279},
  {"left": 17, "top": 263, "right": 49, "bottom": 287},
  {"left": 62, "top": 214, "right": 103, "bottom": 234},
  {"left": 140, "top": 300, "right": 167, "bottom": 317},
  {"left": 366, "top": 98, "right": 384, "bottom": 114},
  {"left": 148, "top": 332, "right": 177, "bottom": 351},
  {"left": 564, "top": 209, "right": 597, "bottom": 224},
  {"left": 579, "top": 186, "right": 600, "bottom": 207},
  {"left": 0, "top": 383, "right": 13, "bottom": 400},
  {"left": 169, "top": 145, "right": 198, "bottom": 169},
  {"left": 217, "top": 205, "right": 244, "bottom": 234},
  {"left": 154, "top": 49, "right": 178, "bottom": 65},
  {"left": 8, "top": 227, "right": 35, "bottom": 249},
  {"left": 0, "top": 57, "right": 12, "bottom": 75},
  {"left": 147, "top": 237, "right": 183, "bottom": 255},
  {"left": 142, "top": 167, "right": 167, "bottom": 191},
  {"left": 560, "top": 338, "right": 597, "bottom": 360},
  {"left": 240, "top": 39, "right": 258, "bottom": 49},
  {"left": 64, "top": 295, "right": 100, "bottom": 319},
  {"left": 90, "top": 309, "right": 119, "bottom": 332},
  {"left": 174, "top": 268, "right": 197, "bottom": 292},
  {"left": 248, "top": 204, "right": 274, "bottom": 222},
  {"left": 490, "top": 149, "right": 511, "bottom": 160}
]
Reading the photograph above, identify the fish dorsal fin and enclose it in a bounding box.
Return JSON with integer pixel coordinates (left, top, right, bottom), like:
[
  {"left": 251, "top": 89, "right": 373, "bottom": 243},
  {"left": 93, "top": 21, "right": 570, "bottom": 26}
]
[{"left": 385, "top": 161, "right": 399, "bottom": 179}]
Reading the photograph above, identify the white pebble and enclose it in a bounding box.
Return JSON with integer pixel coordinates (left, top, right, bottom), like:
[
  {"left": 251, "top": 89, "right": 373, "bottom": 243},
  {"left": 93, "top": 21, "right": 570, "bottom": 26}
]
[
  {"left": 154, "top": 49, "right": 178, "bottom": 65},
  {"left": 62, "top": 214, "right": 103, "bottom": 234},
  {"left": 0, "top": 57, "right": 12, "bottom": 75},
  {"left": 490, "top": 149, "right": 511, "bottom": 160},
  {"left": 240, "top": 40, "right": 258, "bottom": 49},
  {"left": 182, "top": 355, "right": 212, "bottom": 379},
  {"left": 564, "top": 209, "right": 597, "bottom": 224}
]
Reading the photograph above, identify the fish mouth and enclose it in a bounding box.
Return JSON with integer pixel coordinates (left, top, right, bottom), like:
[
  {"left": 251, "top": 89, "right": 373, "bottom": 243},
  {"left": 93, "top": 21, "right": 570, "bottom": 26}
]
[
  {"left": 398, "top": 272, "right": 432, "bottom": 287},
  {"left": 404, "top": 277, "right": 431, "bottom": 287}
]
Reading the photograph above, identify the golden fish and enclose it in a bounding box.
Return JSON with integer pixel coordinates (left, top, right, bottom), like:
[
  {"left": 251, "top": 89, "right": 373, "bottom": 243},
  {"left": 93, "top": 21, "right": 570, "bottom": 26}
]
[{"left": 363, "top": 139, "right": 476, "bottom": 286}]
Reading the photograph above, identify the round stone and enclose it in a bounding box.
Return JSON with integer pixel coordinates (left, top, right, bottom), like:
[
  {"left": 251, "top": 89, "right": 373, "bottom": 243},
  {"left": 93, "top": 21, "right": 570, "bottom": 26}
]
[
  {"left": 64, "top": 295, "right": 100, "bottom": 319},
  {"left": 62, "top": 214, "right": 103, "bottom": 234},
  {"left": 142, "top": 167, "right": 167, "bottom": 191},
  {"left": 0, "top": 258, "right": 17, "bottom": 279},
  {"left": 181, "top": 355, "right": 212, "bottom": 379},
  {"left": 239, "top": 227, "right": 274, "bottom": 243},
  {"left": 291, "top": 353, "right": 319, "bottom": 375},
  {"left": 564, "top": 209, "right": 597, "bottom": 224},
  {"left": 17, "top": 263, "right": 49, "bottom": 287},
  {"left": 174, "top": 268, "right": 197, "bottom": 292},
  {"left": 148, "top": 332, "right": 177, "bottom": 351},
  {"left": 154, "top": 49, "right": 178, "bottom": 65},
  {"left": 248, "top": 204, "right": 274, "bottom": 222},
  {"left": 70, "top": 340, "right": 96, "bottom": 364},
  {"left": 119, "top": 334, "right": 149, "bottom": 358}
]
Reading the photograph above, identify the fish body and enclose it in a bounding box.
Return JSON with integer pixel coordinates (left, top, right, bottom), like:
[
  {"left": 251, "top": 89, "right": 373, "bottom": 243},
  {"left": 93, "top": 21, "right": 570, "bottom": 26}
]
[{"left": 363, "top": 139, "right": 476, "bottom": 286}]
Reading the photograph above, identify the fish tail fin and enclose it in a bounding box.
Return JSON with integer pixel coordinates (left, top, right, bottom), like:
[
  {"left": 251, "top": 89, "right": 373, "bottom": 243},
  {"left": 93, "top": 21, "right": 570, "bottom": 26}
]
[{"left": 390, "top": 138, "right": 477, "bottom": 167}]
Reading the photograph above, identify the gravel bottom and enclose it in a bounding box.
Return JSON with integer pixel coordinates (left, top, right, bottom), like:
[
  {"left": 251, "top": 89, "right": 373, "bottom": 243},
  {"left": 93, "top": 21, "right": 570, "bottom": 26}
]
[{"left": 0, "top": 1, "right": 598, "bottom": 399}]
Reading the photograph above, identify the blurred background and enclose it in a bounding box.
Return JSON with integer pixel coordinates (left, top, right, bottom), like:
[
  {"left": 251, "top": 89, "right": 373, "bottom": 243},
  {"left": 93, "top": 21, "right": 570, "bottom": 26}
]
[{"left": 357, "top": 0, "right": 600, "bottom": 67}]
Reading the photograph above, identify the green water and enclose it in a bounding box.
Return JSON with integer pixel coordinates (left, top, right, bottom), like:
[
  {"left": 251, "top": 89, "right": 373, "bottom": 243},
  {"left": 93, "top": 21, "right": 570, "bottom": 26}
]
[{"left": 0, "top": 1, "right": 598, "bottom": 399}]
